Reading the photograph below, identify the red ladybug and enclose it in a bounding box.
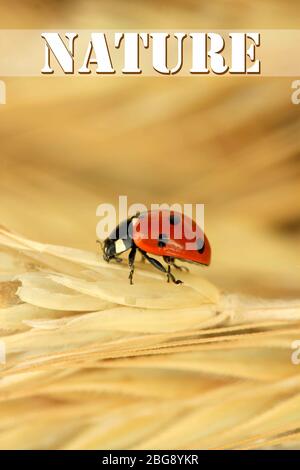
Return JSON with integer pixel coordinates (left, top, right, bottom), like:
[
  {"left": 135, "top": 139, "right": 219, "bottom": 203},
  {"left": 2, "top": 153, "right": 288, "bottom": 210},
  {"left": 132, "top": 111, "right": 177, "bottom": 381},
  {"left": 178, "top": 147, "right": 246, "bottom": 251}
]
[{"left": 101, "top": 210, "right": 211, "bottom": 284}]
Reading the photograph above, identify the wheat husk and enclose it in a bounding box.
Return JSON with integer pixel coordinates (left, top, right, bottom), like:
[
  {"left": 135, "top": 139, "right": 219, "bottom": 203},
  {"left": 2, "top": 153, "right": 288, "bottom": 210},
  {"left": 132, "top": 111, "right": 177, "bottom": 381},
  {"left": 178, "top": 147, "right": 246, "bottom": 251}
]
[{"left": 0, "top": 226, "right": 299, "bottom": 449}]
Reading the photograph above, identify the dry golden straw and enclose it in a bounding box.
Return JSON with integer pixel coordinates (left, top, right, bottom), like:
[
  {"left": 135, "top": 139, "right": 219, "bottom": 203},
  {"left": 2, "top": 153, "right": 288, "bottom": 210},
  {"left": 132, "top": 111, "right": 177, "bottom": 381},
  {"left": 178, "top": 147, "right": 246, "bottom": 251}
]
[{"left": 0, "top": 226, "right": 299, "bottom": 449}]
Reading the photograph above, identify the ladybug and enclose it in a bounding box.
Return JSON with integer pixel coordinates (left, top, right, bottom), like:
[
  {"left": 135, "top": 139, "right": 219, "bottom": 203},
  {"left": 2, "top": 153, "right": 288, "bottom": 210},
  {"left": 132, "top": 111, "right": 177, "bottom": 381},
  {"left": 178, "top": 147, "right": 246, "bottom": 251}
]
[{"left": 101, "top": 210, "right": 211, "bottom": 285}]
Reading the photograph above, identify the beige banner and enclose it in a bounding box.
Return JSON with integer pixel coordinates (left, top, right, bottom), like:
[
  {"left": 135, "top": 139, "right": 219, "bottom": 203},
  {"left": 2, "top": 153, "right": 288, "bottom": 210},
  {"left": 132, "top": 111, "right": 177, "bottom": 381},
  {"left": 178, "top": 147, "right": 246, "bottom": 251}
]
[{"left": 0, "top": 29, "right": 299, "bottom": 76}]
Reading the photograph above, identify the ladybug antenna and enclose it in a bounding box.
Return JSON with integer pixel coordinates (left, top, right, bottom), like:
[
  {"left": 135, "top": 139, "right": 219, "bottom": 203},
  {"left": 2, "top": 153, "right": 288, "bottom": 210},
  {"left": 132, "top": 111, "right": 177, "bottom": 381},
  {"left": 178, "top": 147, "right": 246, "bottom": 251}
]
[{"left": 96, "top": 239, "right": 104, "bottom": 251}]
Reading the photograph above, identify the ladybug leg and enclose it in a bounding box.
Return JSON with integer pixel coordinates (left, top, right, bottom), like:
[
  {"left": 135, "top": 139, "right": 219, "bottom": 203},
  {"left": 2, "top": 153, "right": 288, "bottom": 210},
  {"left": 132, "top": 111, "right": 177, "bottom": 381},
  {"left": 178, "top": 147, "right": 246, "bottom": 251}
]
[
  {"left": 128, "top": 245, "right": 137, "bottom": 285},
  {"left": 141, "top": 251, "right": 167, "bottom": 274},
  {"left": 141, "top": 251, "right": 182, "bottom": 285},
  {"left": 167, "top": 264, "right": 171, "bottom": 283},
  {"left": 164, "top": 256, "right": 189, "bottom": 273},
  {"left": 174, "top": 263, "right": 189, "bottom": 272},
  {"left": 166, "top": 264, "right": 183, "bottom": 285}
]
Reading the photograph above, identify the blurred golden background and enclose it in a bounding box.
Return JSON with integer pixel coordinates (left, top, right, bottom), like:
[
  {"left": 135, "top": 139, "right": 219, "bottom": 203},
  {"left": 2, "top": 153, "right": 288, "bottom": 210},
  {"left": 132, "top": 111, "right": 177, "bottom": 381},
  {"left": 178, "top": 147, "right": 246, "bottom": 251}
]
[
  {"left": 1, "top": 0, "right": 300, "bottom": 298},
  {"left": 1, "top": 0, "right": 300, "bottom": 452}
]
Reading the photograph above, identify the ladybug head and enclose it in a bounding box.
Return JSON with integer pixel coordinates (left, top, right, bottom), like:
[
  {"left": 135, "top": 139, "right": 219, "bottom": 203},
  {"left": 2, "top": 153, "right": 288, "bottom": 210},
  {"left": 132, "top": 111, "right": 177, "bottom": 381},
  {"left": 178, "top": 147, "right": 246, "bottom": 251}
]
[
  {"left": 102, "top": 236, "right": 131, "bottom": 262},
  {"left": 103, "top": 238, "right": 116, "bottom": 262}
]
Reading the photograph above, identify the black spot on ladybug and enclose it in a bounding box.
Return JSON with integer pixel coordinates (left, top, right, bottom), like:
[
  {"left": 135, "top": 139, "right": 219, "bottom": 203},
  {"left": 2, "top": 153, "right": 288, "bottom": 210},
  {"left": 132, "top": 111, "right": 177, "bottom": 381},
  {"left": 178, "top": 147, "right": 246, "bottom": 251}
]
[
  {"left": 158, "top": 233, "right": 169, "bottom": 248},
  {"left": 170, "top": 213, "right": 181, "bottom": 225},
  {"left": 197, "top": 239, "right": 205, "bottom": 253}
]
